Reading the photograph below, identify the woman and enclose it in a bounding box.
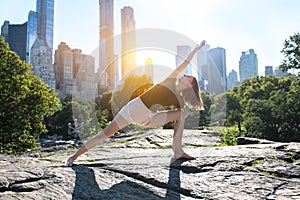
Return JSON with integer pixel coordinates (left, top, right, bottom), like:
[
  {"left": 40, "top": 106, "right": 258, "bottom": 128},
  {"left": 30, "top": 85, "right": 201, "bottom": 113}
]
[{"left": 65, "top": 40, "right": 206, "bottom": 166}]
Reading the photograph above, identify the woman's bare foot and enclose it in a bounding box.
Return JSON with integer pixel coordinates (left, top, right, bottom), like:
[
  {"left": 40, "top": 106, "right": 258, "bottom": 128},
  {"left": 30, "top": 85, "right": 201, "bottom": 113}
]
[
  {"left": 65, "top": 155, "right": 75, "bottom": 167},
  {"left": 174, "top": 152, "right": 196, "bottom": 160}
]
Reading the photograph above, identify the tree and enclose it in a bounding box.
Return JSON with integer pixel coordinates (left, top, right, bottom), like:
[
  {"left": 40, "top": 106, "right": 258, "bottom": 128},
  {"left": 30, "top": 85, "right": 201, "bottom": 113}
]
[
  {"left": 45, "top": 94, "right": 100, "bottom": 140},
  {"left": 280, "top": 32, "right": 300, "bottom": 74},
  {"left": 95, "top": 92, "right": 113, "bottom": 121},
  {"left": 225, "top": 88, "right": 242, "bottom": 131},
  {"left": 236, "top": 75, "right": 299, "bottom": 142},
  {"left": 0, "top": 37, "right": 60, "bottom": 155}
]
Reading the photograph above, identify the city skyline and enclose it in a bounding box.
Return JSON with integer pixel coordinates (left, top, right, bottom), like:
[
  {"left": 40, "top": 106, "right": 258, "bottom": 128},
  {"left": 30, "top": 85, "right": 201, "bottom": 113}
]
[{"left": 1, "top": 0, "right": 300, "bottom": 77}]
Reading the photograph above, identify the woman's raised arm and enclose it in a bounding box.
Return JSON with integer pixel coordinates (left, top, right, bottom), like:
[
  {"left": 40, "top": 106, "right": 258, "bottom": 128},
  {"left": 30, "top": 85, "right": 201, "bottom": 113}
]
[{"left": 169, "top": 40, "right": 206, "bottom": 78}]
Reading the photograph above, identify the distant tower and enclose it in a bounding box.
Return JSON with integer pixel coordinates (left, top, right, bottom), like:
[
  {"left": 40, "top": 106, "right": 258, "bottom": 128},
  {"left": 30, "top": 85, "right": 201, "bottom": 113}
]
[
  {"left": 26, "top": 11, "right": 38, "bottom": 63},
  {"left": 239, "top": 49, "right": 258, "bottom": 83},
  {"left": 197, "top": 44, "right": 210, "bottom": 91},
  {"left": 176, "top": 45, "right": 192, "bottom": 75},
  {"left": 31, "top": 38, "right": 55, "bottom": 89},
  {"left": 1, "top": 20, "right": 28, "bottom": 61},
  {"left": 121, "top": 6, "right": 136, "bottom": 78},
  {"left": 54, "top": 42, "right": 75, "bottom": 98},
  {"left": 145, "top": 57, "right": 154, "bottom": 80},
  {"left": 265, "top": 66, "right": 273, "bottom": 76},
  {"left": 99, "top": 0, "right": 114, "bottom": 91},
  {"left": 36, "top": 0, "right": 54, "bottom": 54},
  {"left": 274, "top": 66, "right": 290, "bottom": 77},
  {"left": 207, "top": 47, "right": 227, "bottom": 94},
  {"left": 227, "top": 69, "right": 239, "bottom": 90}
]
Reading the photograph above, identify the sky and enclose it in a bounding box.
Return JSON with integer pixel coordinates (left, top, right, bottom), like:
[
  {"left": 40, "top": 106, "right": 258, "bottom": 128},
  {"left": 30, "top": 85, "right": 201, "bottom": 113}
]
[{"left": 1, "top": 0, "right": 299, "bottom": 78}]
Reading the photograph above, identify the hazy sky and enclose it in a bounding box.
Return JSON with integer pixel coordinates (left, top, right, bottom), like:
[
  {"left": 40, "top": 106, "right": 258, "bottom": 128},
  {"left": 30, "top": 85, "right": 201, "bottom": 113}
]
[{"left": 1, "top": 0, "right": 299, "bottom": 76}]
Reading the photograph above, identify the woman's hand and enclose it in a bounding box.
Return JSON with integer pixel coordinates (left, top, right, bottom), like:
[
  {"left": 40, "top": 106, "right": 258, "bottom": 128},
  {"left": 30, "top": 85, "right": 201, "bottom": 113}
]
[{"left": 195, "top": 40, "right": 206, "bottom": 51}]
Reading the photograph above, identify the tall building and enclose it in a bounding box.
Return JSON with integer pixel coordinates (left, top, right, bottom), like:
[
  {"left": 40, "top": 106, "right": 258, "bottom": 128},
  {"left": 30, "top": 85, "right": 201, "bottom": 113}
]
[
  {"left": 26, "top": 11, "right": 38, "bottom": 63},
  {"left": 54, "top": 42, "right": 75, "bottom": 98},
  {"left": 176, "top": 45, "right": 192, "bottom": 75},
  {"left": 274, "top": 66, "right": 291, "bottom": 78},
  {"left": 144, "top": 57, "right": 154, "bottom": 80},
  {"left": 227, "top": 69, "right": 239, "bottom": 90},
  {"left": 197, "top": 44, "right": 210, "bottom": 91},
  {"left": 99, "top": 0, "right": 115, "bottom": 91},
  {"left": 265, "top": 66, "right": 273, "bottom": 76},
  {"left": 239, "top": 49, "right": 258, "bottom": 83},
  {"left": 29, "top": 0, "right": 55, "bottom": 88},
  {"left": 54, "top": 42, "right": 97, "bottom": 99},
  {"left": 30, "top": 38, "right": 55, "bottom": 89},
  {"left": 207, "top": 47, "right": 227, "bottom": 94},
  {"left": 1, "top": 0, "right": 55, "bottom": 88},
  {"left": 1, "top": 21, "right": 28, "bottom": 61},
  {"left": 121, "top": 6, "right": 136, "bottom": 78},
  {"left": 36, "top": 0, "right": 54, "bottom": 54}
]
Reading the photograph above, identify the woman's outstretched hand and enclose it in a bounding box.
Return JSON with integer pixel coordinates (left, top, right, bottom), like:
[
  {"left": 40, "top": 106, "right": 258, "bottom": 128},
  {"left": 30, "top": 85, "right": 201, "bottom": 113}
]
[{"left": 195, "top": 40, "right": 206, "bottom": 51}]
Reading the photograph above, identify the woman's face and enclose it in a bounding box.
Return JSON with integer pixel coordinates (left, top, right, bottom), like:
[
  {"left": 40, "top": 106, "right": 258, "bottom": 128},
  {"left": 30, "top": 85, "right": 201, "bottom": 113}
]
[{"left": 179, "top": 74, "right": 193, "bottom": 89}]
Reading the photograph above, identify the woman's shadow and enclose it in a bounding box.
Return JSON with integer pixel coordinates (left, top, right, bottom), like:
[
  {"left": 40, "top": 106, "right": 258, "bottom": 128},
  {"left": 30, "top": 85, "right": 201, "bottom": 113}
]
[{"left": 71, "top": 159, "right": 187, "bottom": 200}]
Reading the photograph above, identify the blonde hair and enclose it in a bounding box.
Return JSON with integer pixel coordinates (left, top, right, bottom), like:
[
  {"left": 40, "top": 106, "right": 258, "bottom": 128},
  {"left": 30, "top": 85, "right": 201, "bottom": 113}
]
[{"left": 181, "top": 76, "right": 204, "bottom": 110}]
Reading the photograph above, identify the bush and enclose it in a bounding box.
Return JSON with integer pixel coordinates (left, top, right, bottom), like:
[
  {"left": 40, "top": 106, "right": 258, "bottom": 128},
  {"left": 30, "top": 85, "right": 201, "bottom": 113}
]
[{"left": 220, "top": 126, "right": 245, "bottom": 146}]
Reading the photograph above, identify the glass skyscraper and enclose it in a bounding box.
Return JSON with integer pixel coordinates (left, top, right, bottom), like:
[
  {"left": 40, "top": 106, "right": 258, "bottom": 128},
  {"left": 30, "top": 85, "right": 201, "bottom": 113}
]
[
  {"left": 1, "top": 21, "right": 28, "bottom": 61},
  {"left": 36, "top": 0, "right": 54, "bottom": 54},
  {"left": 239, "top": 49, "right": 258, "bottom": 83},
  {"left": 99, "top": 0, "right": 114, "bottom": 91},
  {"left": 26, "top": 11, "right": 37, "bottom": 63}
]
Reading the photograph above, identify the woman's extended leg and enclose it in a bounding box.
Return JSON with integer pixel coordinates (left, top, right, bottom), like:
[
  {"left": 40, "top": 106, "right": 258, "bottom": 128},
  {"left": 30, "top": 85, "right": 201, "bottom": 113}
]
[
  {"left": 153, "top": 109, "right": 195, "bottom": 160},
  {"left": 65, "top": 116, "right": 128, "bottom": 166}
]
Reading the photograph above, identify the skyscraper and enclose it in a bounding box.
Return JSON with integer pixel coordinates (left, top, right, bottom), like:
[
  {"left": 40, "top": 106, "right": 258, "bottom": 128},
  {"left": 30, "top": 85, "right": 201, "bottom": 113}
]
[
  {"left": 30, "top": 38, "right": 56, "bottom": 89},
  {"left": 26, "top": 11, "right": 38, "bottom": 63},
  {"left": 1, "top": 0, "right": 55, "bottom": 88},
  {"left": 207, "top": 47, "right": 227, "bottom": 94},
  {"left": 176, "top": 45, "right": 192, "bottom": 75},
  {"left": 274, "top": 66, "right": 290, "bottom": 78},
  {"left": 197, "top": 44, "right": 210, "bottom": 91},
  {"left": 54, "top": 42, "right": 75, "bottom": 98},
  {"left": 121, "top": 6, "right": 136, "bottom": 78},
  {"left": 227, "top": 69, "right": 239, "bottom": 90},
  {"left": 265, "top": 66, "right": 273, "bottom": 76},
  {"left": 54, "top": 42, "right": 97, "bottom": 99},
  {"left": 36, "top": 0, "right": 54, "bottom": 54},
  {"left": 99, "top": 0, "right": 114, "bottom": 91},
  {"left": 1, "top": 21, "right": 28, "bottom": 61},
  {"left": 144, "top": 57, "right": 154, "bottom": 80},
  {"left": 30, "top": 0, "right": 55, "bottom": 89},
  {"left": 239, "top": 49, "right": 258, "bottom": 83}
]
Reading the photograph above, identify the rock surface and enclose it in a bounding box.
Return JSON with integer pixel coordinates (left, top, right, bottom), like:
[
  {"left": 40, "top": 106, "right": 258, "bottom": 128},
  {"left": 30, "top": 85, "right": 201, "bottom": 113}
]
[{"left": 0, "top": 129, "right": 299, "bottom": 200}]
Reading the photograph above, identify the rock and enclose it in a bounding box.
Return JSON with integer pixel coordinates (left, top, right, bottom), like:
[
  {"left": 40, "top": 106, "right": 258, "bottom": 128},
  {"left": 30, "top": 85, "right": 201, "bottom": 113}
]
[
  {"left": 237, "top": 137, "right": 274, "bottom": 145},
  {"left": 0, "top": 129, "right": 299, "bottom": 199}
]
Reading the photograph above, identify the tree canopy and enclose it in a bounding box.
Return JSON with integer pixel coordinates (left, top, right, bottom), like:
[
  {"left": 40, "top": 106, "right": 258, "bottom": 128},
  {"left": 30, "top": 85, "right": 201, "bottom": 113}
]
[
  {"left": 280, "top": 32, "right": 300, "bottom": 74},
  {"left": 225, "top": 75, "right": 299, "bottom": 142},
  {"left": 0, "top": 37, "right": 60, "bottom": 155}
]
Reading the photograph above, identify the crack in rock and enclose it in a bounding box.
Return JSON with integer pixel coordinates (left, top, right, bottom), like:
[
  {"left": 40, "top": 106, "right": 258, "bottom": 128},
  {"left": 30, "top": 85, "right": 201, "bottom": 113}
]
[{"left": 0, "top": 174, "right": 55, "bottom": 193}]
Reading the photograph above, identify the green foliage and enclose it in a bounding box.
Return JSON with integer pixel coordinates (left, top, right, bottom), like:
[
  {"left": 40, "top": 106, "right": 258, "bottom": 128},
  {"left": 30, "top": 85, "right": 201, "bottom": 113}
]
[
  {"left": 45, "top": 94, "right": 101, "bottom": 140},
  {"left": 96, "top": 109, "right": 109, "bottom": 129},
  {"left": 198, "top": 91, "right": 212, "bottom": 129},
  {"left": 225, "top": 88, "right": 242, "bottom": 131},
  {"left": 184, "top": 91, "right": 211, "bottom": 129},
  {"left": 210, "top": 93, "right": 226, "bottom": 126},
  {"left": 224, "top": 74, "right": 300, "bottom": 142},
  {"left": 0, "top": 37, "right": 60, "bottom": 155},
  {"left": 280, "top": 32, "right": 300, "bottom": 74},
  {"left": 220, "top": 126, "right": 245, "bottom": 146},
  {"left": 95, "top": 92, "right": 113, "bottom": 121}
]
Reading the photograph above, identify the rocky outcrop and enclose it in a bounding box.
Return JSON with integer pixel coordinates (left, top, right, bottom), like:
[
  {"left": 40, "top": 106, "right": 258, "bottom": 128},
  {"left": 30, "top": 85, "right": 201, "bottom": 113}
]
[{"left": 0, "top": 129, "right": 299, "bottom": 199}]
